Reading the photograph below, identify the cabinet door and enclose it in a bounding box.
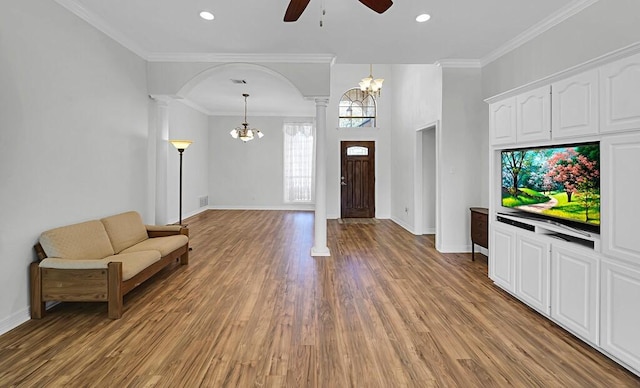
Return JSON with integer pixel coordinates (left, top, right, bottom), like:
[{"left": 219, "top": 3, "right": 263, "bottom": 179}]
[
  {"left": 515, "top": 232, "right": 550, "bottom": 315},
  {"left": 516, "top": 85, "right": 551, "bottom": 143},
  {"left": 601, "top": 133, "right": 640, "bottom": 263},
  {"left": 551, "top": 69, "right": 599, "bottom": 139},
  {"left": 489, "top": 97, "right": 517, "bottom": 145},
  {"left": 601, "top": 259, "right": 640, "bottom": 371},
  {"left": 600, "top": 52, "right": 640, "bottom": 134},
  {"left": 551, "top": 245, "right": 599, "bottom": 345},
  {"left": 490, "top": 224, "right": 516, "bottom": 292}
]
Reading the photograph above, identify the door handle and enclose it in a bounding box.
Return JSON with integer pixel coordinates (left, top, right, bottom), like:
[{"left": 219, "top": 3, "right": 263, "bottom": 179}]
[{"left": 341, "top": 176, "right": 347, "bottom": 186}]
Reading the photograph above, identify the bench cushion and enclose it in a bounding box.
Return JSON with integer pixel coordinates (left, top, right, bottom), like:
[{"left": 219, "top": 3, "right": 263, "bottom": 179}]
[
  {"left": 121, "top": 235, "right": 188, "bottom": 257},
  {"left": 39, "top": 220, "right": 114, "bottom": 260},
  {"left": 101, "top": 211, "right": 148, "bottom": 254}
]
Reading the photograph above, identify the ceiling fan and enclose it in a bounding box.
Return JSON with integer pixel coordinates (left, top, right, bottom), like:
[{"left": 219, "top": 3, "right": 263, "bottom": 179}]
[{"left": 284, "top": 0, "right": 393, "bottom": 22}]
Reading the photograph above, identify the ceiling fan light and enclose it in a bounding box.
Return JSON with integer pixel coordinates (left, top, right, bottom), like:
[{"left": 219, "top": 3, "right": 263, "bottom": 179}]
[
  {"left": 230, "top": 129, "right": 239, "bottom": 138},
  {"left": 257, "top": 130, "right": 264, "bottom": 138}
]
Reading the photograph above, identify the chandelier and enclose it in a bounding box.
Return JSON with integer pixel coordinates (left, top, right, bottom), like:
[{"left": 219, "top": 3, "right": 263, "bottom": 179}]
[
  {"left": 230, "top": 93, "right": 264, "bottom": 142},
  {"left": 358, "top": 64, "right": 384, "bottom": 99}
]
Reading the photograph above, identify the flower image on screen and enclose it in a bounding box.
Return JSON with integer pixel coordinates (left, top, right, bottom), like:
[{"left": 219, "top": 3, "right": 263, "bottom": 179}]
[{"left": 501, "top": 142, "right": 600, "bottom": 226}]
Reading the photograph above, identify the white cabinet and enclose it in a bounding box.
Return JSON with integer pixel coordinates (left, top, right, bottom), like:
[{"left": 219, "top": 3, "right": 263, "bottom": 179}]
[
  {"left": 601, "top": 133, "right": 640, "bottom": 263},
  {"left": 551, "top": 244, "right": 599, "bottom": 345},
  {"left": 490, "top": 223, "right": 516, "bottom": 292},
  {"left": 600, "top": 52, "right": 640, "bottom": 134},
  {"left": 552, "top": 69, "right": 599, "bottom": 139},
  {"left": 601, "top": 259, "right": 640, "bottom": 371},
  {"left": 490, "top": 97, "right": 517, "bottom": 145},
  {"left": 516, "top": 85, "right": 551, "bottom": 143},
  {"left": 515, "top": 232, "right": 550, "bottom": 315}
]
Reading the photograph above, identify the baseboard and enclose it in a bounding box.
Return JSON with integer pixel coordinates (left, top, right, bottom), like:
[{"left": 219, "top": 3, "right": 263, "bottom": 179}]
[
  {"left": 208, "top": 205, "right": 315, "bottom": 211},
  {"left": 438, "top": 244, "right": 473, "bottom": 253},
  {"left": 390, "top": 216, "right": 416, "bottom": 235},
  {"left": 0, "top": 307, "right": 30, "bottom": 336}
]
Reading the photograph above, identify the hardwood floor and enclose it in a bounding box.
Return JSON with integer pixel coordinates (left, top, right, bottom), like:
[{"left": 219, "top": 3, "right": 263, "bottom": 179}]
[{"left": 1, "top": 210, "right": 638, "bottom": 387}]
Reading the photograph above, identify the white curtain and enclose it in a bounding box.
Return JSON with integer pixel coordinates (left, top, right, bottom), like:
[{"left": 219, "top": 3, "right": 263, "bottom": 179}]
[{"left": 283, "top": 122, "right": 315, "bottom": 203}]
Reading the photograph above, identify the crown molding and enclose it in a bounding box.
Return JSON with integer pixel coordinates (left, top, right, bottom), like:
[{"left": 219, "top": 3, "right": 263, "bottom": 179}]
[
  {"left": 145, "top": 52, "right": 336, "bottom": 64},
  {"left": 434, "top": 59, "right": 482, "bottom": 69},
  {"left": 480, "top": 0, "right": 600, "bottom": 67},
  {"left": 484, "top": 41, "right": 640, "bottom": 103},
  {"left": 55, "top": 0, "right": 150, "bottom": 60}
]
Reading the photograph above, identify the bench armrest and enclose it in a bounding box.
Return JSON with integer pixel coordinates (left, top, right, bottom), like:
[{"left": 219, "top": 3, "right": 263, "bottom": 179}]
[
  {"left": 39, "top": 257, "right": 109, "bottom": 269},
  {"left": 146, "top": 225, "right": 189, "bottom": 238}
]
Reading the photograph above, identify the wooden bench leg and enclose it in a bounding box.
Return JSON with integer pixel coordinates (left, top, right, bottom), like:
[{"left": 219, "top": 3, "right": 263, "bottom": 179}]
[
  {"left": 107, "top": 262, "right": 123, "bottom": 319},
  {"left": 180, "top": 245, "right": 189, "bottom": 265},
  {"left": 29, "top": 263, "right": 44, "bottom": 319}
]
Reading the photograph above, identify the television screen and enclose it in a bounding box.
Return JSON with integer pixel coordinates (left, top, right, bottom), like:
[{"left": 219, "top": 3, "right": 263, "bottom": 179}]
[{"left": 501, "top": 142, "right": 600, "bottom": 227}]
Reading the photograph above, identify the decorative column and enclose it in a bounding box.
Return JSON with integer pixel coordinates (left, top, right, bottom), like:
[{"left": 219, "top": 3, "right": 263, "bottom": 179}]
[
  {"left": 311, "top": 97, "right": 331, "bottom": 257},
  {"left": 149, "top": 95, "right": 172, "bottom": 225}
]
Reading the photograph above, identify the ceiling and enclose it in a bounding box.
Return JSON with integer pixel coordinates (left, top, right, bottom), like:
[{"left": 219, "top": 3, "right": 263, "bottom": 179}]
[{"left": 56, "top": 0, "right": 588, "bottom": 116}]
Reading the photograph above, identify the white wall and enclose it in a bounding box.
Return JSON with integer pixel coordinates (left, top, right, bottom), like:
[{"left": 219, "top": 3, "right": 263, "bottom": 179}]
[
  {"left": 167, "top": 101, "right": 210, "bottom": 222},
  {"left": 439, "top": 67, "right": 487, "bottom": 252},
  {"left": 0, "top": 0, "right": 148, "bottom": 333},
  {"left": 326, "top": 64, "right": 392, "bottom": 219},
  {"left": 208, "top": 116, "right": 315, "bottom": 209},
  {"left": 389, "top": 65, "right": 442, "bottom": 231},
  {"left": 482, "top": 0, "right": 640, "bottom": 98}
]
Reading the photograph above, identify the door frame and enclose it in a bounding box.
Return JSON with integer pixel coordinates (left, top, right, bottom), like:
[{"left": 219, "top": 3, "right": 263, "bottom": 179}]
[
  {"left": 340, "top": 140, "right": 376, "bottom": 218},
  {"left": 415, "top": 121, "right": 441, "bottom": 248}
]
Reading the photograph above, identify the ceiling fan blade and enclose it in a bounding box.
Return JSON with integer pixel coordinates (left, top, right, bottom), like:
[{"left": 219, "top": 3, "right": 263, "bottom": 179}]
[
  {"left": 284, "top": 0, "right": 311, "bottom": 22},
  {"left": 359, "top": 0, "right": 393, "bottom": 14}
]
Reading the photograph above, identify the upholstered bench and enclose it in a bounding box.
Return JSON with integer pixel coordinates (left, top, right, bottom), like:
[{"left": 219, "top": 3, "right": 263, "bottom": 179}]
[{"left": 30, "top": 211, "right": 189, "bottom": 319}]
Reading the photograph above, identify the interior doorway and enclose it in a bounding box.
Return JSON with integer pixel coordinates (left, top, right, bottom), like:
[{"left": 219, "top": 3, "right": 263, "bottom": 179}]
[
  {"left": 414, "top": 121, "right": 440, "bottom": 248},
  {"left": 340, "top": 141, "right": 375, "bottom": 218}
]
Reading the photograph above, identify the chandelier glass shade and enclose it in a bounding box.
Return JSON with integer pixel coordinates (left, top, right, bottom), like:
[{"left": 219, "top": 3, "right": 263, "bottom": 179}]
[
  {"left": 230, "top": 93, "right": 264, "bottom": 142},
  {"left": 358, "top": 64, "right": 384, "bottom": 98}
]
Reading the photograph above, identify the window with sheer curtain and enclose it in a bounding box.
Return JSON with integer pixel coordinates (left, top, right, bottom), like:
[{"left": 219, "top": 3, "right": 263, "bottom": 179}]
[{"left": 283, "top": 122, "right": 315, "bottom": 203}]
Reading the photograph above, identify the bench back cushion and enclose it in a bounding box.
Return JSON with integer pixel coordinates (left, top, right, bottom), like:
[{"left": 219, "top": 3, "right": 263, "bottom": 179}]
[
  {"left": 101, "top": 211, "right": 148, "bottom": 254},
  {"left": 39, "top": 220, "right": 115, "bottom": 260}
]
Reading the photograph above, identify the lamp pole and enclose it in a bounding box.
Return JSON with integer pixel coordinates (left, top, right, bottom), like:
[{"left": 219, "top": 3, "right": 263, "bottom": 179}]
[
  {"left": 169, "top": 140, "right": 193, "bottom": 226},
  {"left": 177, "top": 147, "right": 184, "bottom": 225}
]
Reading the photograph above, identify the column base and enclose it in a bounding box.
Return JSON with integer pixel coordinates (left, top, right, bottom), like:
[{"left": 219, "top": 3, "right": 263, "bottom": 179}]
[{"left": 311, "top": 246, "right": 331, "bottom": 257}]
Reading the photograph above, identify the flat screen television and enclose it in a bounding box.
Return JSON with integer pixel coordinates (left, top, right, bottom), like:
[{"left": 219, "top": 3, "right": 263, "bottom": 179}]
[{"left": 501, "top": 142, "right": 600, "bottom": 233}]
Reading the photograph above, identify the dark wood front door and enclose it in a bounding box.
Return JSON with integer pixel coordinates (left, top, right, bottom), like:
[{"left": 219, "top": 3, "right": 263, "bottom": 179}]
[{"left": 341, "top": 141, "right": 375, "bottom": 218}]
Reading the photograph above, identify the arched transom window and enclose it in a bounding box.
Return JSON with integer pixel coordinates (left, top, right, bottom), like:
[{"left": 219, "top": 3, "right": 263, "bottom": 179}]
[{"left": 339, "top": 88, "right": 377, "bottom": 128}]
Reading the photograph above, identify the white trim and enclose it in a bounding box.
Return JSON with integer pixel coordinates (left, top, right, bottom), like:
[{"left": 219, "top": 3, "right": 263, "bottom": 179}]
[
  {"left": 146, "top": 52, "right": 336, "bottom": 64},
  {"left": 485, "top": 41, "right": 640, "bottom": 103},
  {"left": 55, "top": 0, "right": 149, "bottom": 59},
  {"left": 481, "top": 0, "right": 600, "bottom": 66},
  {"left": 435, "top": 59, "right": 482, "bottom": 69},
  {"left": 311, "top": 247, "right": 331, "bottom": 257},
  {"left": 0, "top": 307, "right": 30, "bottom": 336},
  {"left": 391, "top": 216, "right": 416, "bottom": 235},
  {"left": 438, "top": 244, "right": 473, "bottom": 254},
  {"left": 208, "top": 205, "right": 316, "bottom": 211}
]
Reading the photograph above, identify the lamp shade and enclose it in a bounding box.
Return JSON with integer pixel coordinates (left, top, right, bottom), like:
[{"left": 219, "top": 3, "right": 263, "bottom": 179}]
[{"left": 169, "top": 140, "right": 193, "bottom": 150}]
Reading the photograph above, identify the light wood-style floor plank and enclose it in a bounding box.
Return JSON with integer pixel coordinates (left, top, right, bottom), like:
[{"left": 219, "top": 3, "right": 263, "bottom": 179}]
[{"left": 0, "top": 210, "right": 638, "bottom": 387}]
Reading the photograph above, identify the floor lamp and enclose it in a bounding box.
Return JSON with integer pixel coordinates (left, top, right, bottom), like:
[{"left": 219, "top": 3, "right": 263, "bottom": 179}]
[{"left": 169, "top": 140, "right": 193, "bottom": 225}]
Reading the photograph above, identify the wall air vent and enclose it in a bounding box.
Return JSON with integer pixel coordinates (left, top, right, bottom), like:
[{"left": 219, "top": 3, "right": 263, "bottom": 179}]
[{"left": 231, "top": 79, "right": 247, "bottom": 84}]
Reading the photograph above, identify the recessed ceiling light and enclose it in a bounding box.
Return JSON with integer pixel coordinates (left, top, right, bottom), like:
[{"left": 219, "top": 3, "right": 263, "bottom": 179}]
[
  {"left": 416, "top": 14, "right": 431, "bottom": 23},
  {"left": 200, "top": 11, "right": 214, "bottom": 21}
]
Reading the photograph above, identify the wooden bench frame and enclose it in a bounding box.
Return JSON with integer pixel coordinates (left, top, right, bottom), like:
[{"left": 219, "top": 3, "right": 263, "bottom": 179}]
[{"left": 30, "top": 227, "right": 189, "bottom": 319}]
